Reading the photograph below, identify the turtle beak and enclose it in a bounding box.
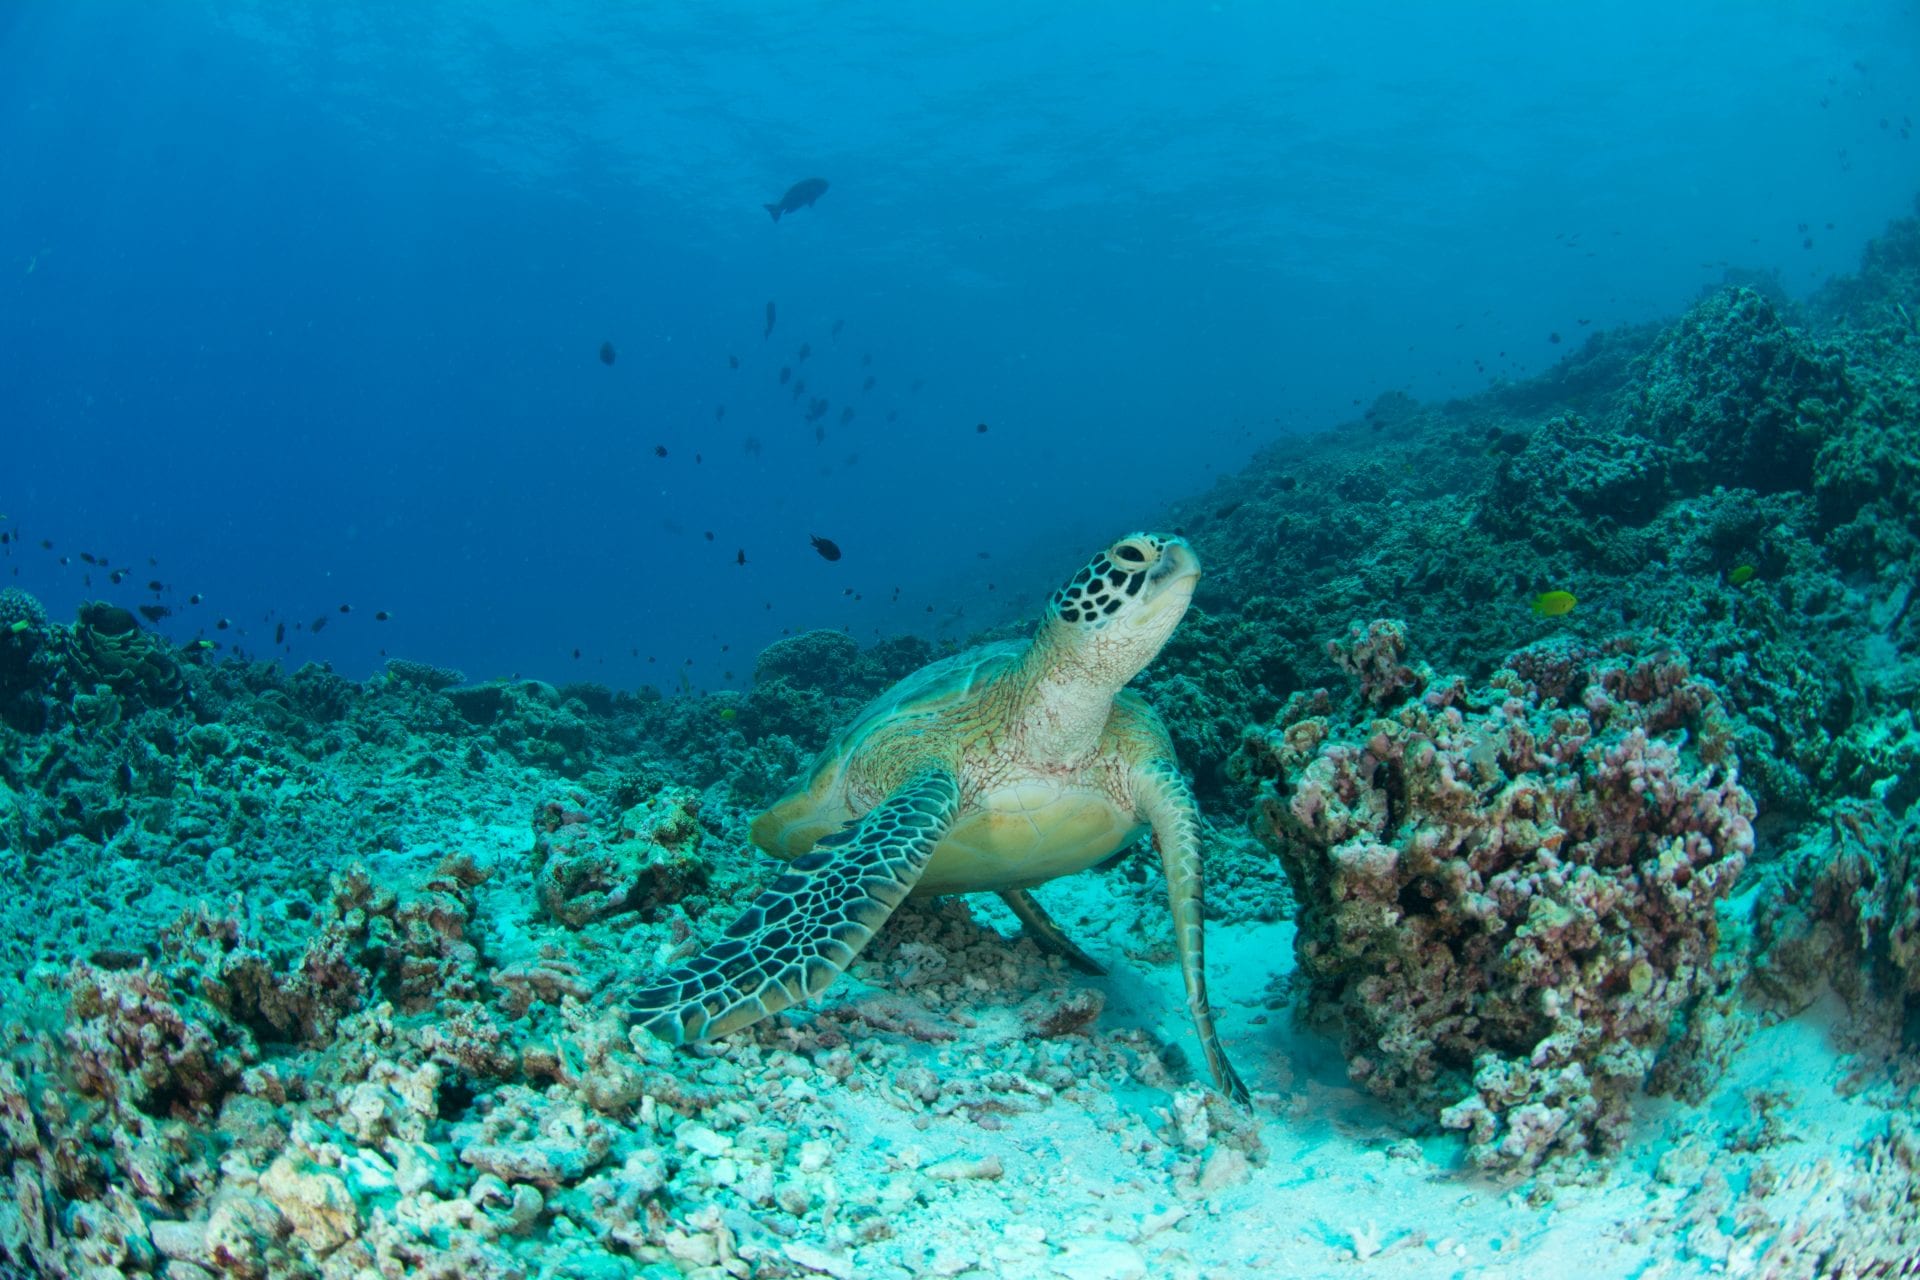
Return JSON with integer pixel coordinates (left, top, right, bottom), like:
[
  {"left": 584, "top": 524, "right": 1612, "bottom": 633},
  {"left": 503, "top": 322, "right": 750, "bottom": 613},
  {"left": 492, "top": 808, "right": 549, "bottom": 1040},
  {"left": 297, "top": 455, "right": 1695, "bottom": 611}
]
[{"left": 1132, "top": 539, "right": 1199, "bottom": 626}]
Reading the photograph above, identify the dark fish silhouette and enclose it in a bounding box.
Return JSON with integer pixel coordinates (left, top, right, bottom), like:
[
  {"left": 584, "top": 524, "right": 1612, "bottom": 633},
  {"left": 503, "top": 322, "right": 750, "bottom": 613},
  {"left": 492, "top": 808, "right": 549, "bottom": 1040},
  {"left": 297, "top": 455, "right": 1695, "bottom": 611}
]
[
  {"left": 779, "top": 366, "right": 791, "bottom": 384},
  {"left": 138, "top": 604, "right": 170, "bottom": 624},
  {"left": 600, "top": 341, "right": 616, "bottom": 366},
  {"left": 862, "top": 375, "right": 875, "bottom": 392},
  {"left": 764, "top": 177, "right": 828, "bottom": 222},
  {"left": 810, "top": 534, "right": 842, "bottom": 561},
  {"left": 729, "top": 354, "right": 739, "bottom": 369},
  {"left": 737, "top": 549, "right": 748, "bottom": 566},
  {"left": 764, "top": 301, "right": 776, "bottom": 338},
  {"left": 797, "top": 343, "right": 811, "bottom": 361}
]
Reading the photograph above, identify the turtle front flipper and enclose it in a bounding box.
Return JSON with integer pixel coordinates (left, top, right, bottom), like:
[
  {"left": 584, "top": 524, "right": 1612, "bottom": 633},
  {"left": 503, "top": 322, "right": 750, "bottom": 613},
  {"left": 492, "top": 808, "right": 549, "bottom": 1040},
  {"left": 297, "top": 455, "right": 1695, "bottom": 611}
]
[
  {"left": 628, "top": 769, "right": 961, "bottom": 1045},
  {"left": 1135, "top": 758, "right": 1251, "bottom": 1105}
]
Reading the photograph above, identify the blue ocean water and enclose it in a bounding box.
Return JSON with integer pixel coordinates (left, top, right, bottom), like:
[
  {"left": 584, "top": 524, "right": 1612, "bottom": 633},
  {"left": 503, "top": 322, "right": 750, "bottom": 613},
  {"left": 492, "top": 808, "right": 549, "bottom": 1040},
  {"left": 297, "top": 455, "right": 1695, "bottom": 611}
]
[{"left": 1, "top": 0, "right": 1913, "bottom": 690}]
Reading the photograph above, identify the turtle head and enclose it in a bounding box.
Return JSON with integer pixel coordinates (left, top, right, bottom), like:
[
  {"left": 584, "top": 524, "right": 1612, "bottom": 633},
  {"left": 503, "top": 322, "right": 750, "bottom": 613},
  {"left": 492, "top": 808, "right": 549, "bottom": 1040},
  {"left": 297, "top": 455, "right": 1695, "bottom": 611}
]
[{"left": 1040, "top": 533, "right": 1199, "bottom": 685}]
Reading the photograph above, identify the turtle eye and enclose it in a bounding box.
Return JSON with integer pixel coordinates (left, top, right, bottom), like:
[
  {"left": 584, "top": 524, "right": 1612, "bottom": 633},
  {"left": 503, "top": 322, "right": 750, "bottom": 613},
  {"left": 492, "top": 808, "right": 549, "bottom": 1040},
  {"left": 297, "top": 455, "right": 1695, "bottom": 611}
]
[{"left": 1111, "top": 538, "right": 1153, "bottom": 565}]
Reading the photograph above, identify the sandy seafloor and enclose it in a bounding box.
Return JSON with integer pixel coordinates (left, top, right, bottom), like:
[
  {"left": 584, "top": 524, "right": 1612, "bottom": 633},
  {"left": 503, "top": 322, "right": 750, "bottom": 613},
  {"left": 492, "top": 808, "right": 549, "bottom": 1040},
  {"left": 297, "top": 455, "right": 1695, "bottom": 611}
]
[{"left": 6, "top": 204, "right": 1920, "bottom": 1278}]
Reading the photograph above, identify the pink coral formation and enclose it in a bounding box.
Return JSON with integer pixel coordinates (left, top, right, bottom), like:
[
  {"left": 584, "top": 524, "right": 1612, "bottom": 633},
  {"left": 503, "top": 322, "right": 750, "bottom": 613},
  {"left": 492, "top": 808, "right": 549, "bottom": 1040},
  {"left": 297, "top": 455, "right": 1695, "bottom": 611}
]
[{"left": 1236, "top": 624, "right": 1754, "bottom": 1172}]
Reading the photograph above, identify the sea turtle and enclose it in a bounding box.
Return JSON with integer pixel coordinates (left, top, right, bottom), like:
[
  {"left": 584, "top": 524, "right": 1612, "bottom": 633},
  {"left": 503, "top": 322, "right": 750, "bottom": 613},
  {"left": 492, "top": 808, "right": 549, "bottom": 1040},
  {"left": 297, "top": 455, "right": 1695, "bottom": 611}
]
[{"left": 628, "top": 533, "right": 1248, "bottom": 1102}]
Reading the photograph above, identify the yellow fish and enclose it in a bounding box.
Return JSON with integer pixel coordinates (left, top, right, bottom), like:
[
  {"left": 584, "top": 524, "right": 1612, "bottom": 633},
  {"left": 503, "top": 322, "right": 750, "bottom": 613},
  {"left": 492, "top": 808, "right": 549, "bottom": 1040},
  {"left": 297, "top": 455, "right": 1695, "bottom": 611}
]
[
  {"left": 1530, "top": 590, "right": 1577, "bottom": 618},
  {"left": 1729, "top": 564, "right": 1756, "bottom": 585},
  {"left": 718, "top": 707, "right": 737, "bottom": 721}
]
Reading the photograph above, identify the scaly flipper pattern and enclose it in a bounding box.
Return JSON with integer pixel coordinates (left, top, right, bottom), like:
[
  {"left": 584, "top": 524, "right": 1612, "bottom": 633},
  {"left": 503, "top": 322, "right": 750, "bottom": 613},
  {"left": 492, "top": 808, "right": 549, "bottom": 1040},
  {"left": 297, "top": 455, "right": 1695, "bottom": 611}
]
[
  {"left": 628, "top": 769, "right": 961, "bottom": 1045},
  {"left": 1136, "top": 757, "right": 1250, "bottom": 1104}
]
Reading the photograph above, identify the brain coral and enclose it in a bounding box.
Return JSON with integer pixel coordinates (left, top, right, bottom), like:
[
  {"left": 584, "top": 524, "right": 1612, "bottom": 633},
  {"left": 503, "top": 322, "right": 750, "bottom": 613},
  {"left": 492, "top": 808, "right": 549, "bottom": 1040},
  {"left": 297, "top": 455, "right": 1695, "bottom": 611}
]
[{"left": 1234, "top": 623, "right": 1753, "bottom": 1173}]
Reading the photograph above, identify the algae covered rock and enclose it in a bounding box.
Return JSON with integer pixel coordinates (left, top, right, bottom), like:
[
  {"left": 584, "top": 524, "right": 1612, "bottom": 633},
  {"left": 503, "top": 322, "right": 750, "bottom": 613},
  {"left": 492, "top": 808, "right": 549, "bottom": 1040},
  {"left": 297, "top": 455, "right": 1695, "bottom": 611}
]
[
  {"left": 1751, "top": 797, "right": 1920, "bottom": 1015},
  {"left": 1632, "top": 285, "right": 1856, "bottom": 494},
  {"left": 531, "top": 786, "right": 711, "bottom": 927},
  {"left": 0, "top": 587, "right": 54, "bottom": 731},
  {"left": 1476, "top": 412, "right": 1673, "bottom": 551}
]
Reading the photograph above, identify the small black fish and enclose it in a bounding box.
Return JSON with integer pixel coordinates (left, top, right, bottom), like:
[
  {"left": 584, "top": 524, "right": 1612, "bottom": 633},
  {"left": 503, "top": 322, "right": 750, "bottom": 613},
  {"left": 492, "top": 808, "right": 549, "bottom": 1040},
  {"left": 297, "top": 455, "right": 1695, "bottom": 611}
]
[
  {"left": 728, "top": 354, "right": 740, "bottom": 369},
  {"left": 216, "top": 618, "right": 230, "bottom": 630},
  {"left": 1548, "top": 331, "right": 1562, "bottom": 344},
  {"left": 715, "top": 404, "right": 726, "bottom": 421},
  {"left": 600, "top": 341, "right": 617, "bottom": 366},
  {"left": 188, "top": 593, "right": 202, "bottom": 605},
  {"left": 861, "top": 353, "right": 872, "bottom": 367},
  {"left": 138, "top": 604, "right": 170, "bottom": 624},
  {"left": 863, "top": 375, "right": 875, "bottom": 391},
  {"left": 810, "top": 534, "right": 842, "bottom": 561},
  {"left": 815, "top": 425, "right": 826, "bottom": 444},
  {"left": 147, "top": 579, "right": 164, "bottom": 592},
  {"left": 976, "top": 422, "right": 988, "bottom": 433},
  {"left": 338, "top": 603, "right": 351, "bottom": 613},
  {"left": 840, "top": 406, "right": 854, "bottom": 424},
  {"left": 764, "top": 300, "right": 776, "bottom": 338},
  {"left": 80, "top": 552, "right": 97, "bottom": 565},
  {"left": 1277, "top": 476, "right": 1298, "bottom": 491},
  {"left": 797, "top": 343, "right": 811, "bottom": 361},
  {"left": 780, "top": 366, "right": 791, "bottom": 384},
  {"left": 737, "top": 548, "right": 747, "bottom": 566},
  {"left": 375, "top": 610, "right": 391, "bottom": 621},
  {"left": 275, "top": 621, "right": 286, "bottom": 644},
  {"left": 39, "top": 540, "right": 51, "bottom": 550},
  {"left": 655, "top": 444, "right": 669, "bottom": 458},
  {"left": 705, "top": 531, "right": 715, "bottom": 541},
  {"left": 573, "top": 648, "right": 581, "bottom": 659},
  {"left": 763, "top": 177, "right": 828, "bottom": 222},
  {"left": 311, "top": 616, "right": 328, "bottom": 634}
]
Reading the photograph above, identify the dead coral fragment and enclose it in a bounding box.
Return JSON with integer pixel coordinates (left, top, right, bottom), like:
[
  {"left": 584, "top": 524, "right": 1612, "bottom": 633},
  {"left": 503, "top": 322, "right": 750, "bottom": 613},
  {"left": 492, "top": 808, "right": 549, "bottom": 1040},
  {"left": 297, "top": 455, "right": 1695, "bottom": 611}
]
[
  {"left": 1239, "top": 623, "right": 1753, "bottom": 1174},
  {"left": 531, "top": 786, "right": 711, "bottom": 926}
]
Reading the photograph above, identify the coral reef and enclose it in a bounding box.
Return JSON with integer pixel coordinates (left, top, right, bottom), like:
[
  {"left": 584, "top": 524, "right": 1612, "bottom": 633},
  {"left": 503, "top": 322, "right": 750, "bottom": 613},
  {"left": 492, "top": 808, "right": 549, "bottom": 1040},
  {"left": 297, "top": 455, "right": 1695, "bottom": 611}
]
[
  {"left": 1750, "top": 797, "right": 1920, "bottom": 1017},
  {"left": 1235, "top": 625, "right": 1753, "bottom": 1173},
  {"left": 531, "top": 786, "right": 712, "bottom": 927},
  {"left": 1630, "top": 285, "right": 1857, "bottom": 494},
  {"left": 385, "top": 657, "right": 467, "bottom": 692},
  {"left": 3, "top": 198, "right": 1920, "bottom": 1275}
]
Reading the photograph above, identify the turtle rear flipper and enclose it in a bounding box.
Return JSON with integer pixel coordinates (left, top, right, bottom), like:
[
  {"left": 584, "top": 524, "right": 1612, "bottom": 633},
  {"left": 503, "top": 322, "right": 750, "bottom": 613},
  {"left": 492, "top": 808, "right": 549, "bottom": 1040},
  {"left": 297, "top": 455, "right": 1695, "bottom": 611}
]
[
  {"left": 629, "top": 769, "right": 961, "bottom": 1045},
  {"left": 999, "top": 888, "right": 1107, "bottom": 975}
]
